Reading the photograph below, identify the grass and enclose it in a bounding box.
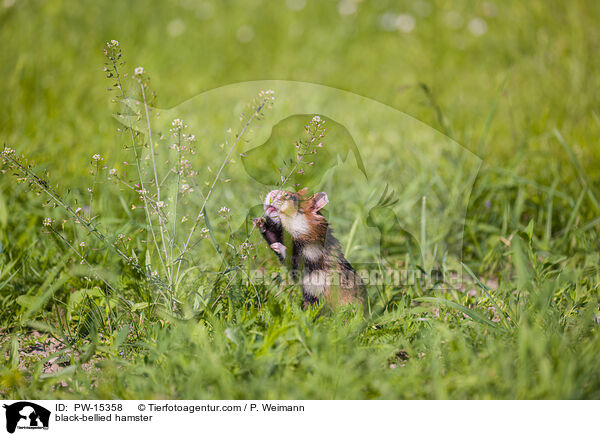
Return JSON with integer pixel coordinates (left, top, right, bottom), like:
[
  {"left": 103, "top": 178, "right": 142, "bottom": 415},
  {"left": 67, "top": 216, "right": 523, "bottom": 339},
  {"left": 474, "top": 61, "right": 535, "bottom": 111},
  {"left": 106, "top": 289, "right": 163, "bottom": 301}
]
[{"left": 1, "top": 0, "right": 599, "bottom": 399}]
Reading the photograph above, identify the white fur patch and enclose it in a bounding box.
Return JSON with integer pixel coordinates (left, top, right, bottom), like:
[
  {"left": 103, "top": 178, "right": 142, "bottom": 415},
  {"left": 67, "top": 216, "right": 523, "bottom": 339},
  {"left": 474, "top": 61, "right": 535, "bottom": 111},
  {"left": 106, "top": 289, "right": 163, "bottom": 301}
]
[
  {"left": 303, "top": 244, "right": 324, "bottom": 263},
  {"left": 282, "top": 213, "right": 311, "bottom": 238},
  {"left": 302, "top": 270, "right": 328, "bottom": 297}
]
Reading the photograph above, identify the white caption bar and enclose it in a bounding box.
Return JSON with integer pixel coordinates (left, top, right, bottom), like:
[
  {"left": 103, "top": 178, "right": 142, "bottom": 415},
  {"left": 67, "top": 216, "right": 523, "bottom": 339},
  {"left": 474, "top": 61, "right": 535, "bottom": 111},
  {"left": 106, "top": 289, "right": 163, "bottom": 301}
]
[{"left": 0, "top": 400, "right": 596, "bottom": 435}]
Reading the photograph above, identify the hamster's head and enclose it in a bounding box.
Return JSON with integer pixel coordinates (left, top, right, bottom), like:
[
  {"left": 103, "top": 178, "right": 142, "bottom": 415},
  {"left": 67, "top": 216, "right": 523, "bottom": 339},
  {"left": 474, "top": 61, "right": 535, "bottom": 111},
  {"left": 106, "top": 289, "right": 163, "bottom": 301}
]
[{"left": 265, "top": 188, "right": 328, "bottom": 218}]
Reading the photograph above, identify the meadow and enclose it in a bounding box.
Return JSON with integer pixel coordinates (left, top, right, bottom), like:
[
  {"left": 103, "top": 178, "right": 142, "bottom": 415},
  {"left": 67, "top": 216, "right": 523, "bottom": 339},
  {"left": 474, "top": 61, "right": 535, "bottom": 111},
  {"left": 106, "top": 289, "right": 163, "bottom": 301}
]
[{"left": 1, "top": 0, "right": 599, "bottom": 399}]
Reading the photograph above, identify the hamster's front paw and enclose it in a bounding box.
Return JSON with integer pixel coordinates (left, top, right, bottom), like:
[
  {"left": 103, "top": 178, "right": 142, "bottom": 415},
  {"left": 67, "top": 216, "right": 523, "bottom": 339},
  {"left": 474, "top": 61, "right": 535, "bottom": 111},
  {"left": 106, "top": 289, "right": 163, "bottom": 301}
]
[{"left": 270, "top": 242, "right": 286, "bottom": 258}]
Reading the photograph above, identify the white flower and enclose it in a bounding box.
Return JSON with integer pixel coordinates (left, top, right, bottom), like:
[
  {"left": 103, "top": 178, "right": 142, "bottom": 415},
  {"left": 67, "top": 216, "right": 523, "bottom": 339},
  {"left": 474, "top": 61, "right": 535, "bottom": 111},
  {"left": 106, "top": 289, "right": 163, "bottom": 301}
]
[
  {"left": 156, "top": 201, "right": 165, "bottom": 208},
  {"left": 109, "top": 168, "right": 117, "bottom": 175},
  {"left": 75, "top": 208, "right": 82, "bottom": 214},
  {"left": 172, "top": 119, "right": 184, "bottom": 128},
  {"left": 312, "top": 115, "right": 322, "bottom": 123},
  {"left": 219, "top": 206, "right": 230, "bottom": 214},
  {"left": 92, "top": 154, "right": 102, "bottom": 161},
  {"left": 107, "top": 40, "right": 119, "bottom": 48},
  {"left": 236, "top": 25, "right": 254, "bottom": 43},
  {"left": 79, "top": 242, "right": 86, "bottom": 247},
  {"left": 338, "top": 0, "right": 357, "bottom": 16},
  {"left": 468, "top": 17, "right": 487, "bottom": 36},
  {"left": 134, "top": 66, "right": 144, "bottom": 76},
  {"left": 43, "top": 218, "right": 53, "bottom": 227},
  {"left": 167, "top": 18, "right": 186, "bottom": 37},
  {"left": 258, "top": 89, "right": 275, "bottom": 102},
  {"left": 2, "top": 147, "right": 15, "bottom": 155},
  {"left": 396, "top": 14, "right": 415, "bottom": 33},
  {"left": 379, "top": 12, "right": 398, "bottom": 31}
]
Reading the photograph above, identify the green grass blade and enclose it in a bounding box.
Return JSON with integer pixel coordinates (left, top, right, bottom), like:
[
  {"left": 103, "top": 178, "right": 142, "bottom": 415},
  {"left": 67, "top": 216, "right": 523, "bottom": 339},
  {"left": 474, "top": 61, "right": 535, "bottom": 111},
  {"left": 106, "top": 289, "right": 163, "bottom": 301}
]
[{"left": 415, "top": 296, "right": 501, "bottom": 330}]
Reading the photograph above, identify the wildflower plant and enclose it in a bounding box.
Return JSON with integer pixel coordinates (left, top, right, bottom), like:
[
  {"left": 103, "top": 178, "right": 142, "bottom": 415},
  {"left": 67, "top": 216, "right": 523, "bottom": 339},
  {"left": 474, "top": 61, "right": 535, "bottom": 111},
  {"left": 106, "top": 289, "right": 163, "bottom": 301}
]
[
  {"left": 278, "top": 115, "right": 327, "bottom": 189},
  {"left": 1, "top": 40, "right": 275, "bottom": 317}
]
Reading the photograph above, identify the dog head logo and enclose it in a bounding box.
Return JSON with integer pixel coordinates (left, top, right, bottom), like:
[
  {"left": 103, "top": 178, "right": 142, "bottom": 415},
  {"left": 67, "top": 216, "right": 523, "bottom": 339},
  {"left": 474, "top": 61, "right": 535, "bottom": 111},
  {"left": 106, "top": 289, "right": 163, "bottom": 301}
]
[{"left": 3, "top": 402, "right": 50, "bottom": 433}]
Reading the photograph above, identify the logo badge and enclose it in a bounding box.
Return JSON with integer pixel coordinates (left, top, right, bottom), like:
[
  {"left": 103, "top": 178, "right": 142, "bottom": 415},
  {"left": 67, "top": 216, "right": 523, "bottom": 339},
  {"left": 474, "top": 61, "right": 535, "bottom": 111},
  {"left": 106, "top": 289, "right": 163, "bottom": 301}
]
[{"left": 3, "top": 402, "right": 50, "bottom": 434}]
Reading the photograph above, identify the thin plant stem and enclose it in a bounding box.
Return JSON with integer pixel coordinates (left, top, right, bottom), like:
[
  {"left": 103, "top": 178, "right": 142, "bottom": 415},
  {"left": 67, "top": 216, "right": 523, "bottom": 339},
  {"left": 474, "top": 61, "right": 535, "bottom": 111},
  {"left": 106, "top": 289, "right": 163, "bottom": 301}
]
[
  {"left": 49, "top": 227, "right": 118, "bottom": 296},
  {"left": 174, "top": 101, "right": 266, "bottom": 283},
  {"left": 89, "top": 160, "right": 99, "bottom": 218},
  {"left": 171, "top": 129, "right": 182, "bottom": 298},
  {"left": 280, "top": 132, "right": 319, "bottom": 188},
  {"left": 110, "top": 60, "right": 169, "bottom": 285},
  {"left": 140, "top": 82, "right": 172, "bottom": 285},
  {"left": 3, "top": 154, "right": 158, "bottom": 283}
]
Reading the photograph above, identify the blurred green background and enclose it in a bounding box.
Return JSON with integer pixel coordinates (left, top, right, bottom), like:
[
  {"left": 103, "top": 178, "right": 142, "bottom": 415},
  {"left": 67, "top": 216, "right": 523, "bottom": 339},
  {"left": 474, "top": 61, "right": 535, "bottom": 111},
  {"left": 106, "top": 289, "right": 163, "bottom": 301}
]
[
  {"left": 2, "top": 0, "right": 599, "bottom": 168},
  {"left": 1, "top": 0, "right": 600, "bottom": 399}
]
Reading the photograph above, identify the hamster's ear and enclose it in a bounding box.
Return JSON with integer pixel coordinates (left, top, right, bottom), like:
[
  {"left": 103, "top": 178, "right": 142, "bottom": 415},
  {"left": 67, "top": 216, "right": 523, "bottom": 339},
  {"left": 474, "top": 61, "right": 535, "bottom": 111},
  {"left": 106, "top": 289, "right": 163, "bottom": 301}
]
[
  {"left": 297, "top": 187, "right": 309, "bottom": 197},
  {"left": 308, "top": 192, "right": 328, "bottom": 212}
]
